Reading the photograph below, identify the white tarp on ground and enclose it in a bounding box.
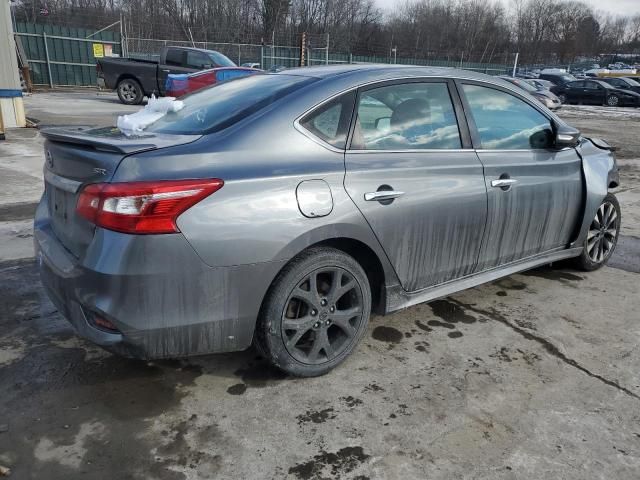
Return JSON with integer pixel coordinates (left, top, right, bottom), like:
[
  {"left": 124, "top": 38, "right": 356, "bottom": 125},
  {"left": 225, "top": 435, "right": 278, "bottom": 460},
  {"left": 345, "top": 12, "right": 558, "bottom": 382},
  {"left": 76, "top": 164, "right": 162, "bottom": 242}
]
[{"left": 116, "top": 95, "right": 184, "bottom": 133}]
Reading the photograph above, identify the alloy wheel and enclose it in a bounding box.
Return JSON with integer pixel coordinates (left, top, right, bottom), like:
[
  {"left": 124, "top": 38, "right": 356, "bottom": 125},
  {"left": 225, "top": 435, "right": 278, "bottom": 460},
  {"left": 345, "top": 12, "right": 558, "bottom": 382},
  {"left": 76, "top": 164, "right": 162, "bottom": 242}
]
[
  {"left": 607, "top": 95, "right": 619, "bottom": 107},
  {"left": 559, "top": 93, "right": 567, "bottom": 103},
  {"left": 587, "top": 201, "right": 618, "bottom": 263},
  {"left": 281, "top": 267, "right": 364, "bottom": 365},
  {"left": 119, "top": 82, "right": 137, "bottom": 102}
]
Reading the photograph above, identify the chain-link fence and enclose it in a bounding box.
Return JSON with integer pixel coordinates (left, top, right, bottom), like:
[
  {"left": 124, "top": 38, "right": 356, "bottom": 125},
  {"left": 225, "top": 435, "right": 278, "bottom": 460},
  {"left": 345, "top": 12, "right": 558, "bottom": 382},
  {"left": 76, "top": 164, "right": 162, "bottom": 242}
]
[{"left": 15, "top": 20, "right": 517, "bottom": 87}]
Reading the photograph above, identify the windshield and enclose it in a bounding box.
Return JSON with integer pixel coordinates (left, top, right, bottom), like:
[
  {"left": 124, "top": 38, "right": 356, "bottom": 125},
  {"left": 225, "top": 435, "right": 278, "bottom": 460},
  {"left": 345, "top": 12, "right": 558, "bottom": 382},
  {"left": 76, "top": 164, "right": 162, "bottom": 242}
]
[
  {"left": 207, "top": 51, "right": 235, "bottom": 67},
  {"left": 146, "top": 74, "right": 316, "bottom": 135},
  {"left": 560, "top": 74, "right": 577, "bottom": 82},
  {"left": 625, "top": 78, "right": 640, "bottom": 87}
]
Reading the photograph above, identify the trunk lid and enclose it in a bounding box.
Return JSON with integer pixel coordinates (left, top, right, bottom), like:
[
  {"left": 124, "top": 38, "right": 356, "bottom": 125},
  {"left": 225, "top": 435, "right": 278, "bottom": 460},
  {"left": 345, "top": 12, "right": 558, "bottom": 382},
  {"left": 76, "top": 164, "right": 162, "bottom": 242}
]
[{"left": 40, "top": 126, "right": 200, "bottom": 257}]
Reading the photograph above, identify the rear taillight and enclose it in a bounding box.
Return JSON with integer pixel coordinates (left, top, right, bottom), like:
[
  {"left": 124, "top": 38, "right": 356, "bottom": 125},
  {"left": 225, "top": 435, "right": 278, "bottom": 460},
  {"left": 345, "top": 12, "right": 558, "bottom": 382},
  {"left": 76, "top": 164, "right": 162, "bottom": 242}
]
[{"left": 76, "top": 179, "right": 223, "bottom": 234}]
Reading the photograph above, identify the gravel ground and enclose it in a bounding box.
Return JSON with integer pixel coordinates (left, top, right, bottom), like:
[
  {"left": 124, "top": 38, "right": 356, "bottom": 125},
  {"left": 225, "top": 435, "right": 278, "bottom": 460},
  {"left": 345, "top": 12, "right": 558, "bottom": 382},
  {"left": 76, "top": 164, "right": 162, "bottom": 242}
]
[{"left": 0, "top": 93, "right": 638, "bottom": 480}]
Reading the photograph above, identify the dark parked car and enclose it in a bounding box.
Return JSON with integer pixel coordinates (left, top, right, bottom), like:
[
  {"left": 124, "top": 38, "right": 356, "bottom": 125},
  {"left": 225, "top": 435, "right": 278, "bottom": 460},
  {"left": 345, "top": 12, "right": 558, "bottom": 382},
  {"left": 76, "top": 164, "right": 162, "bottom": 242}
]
[
  {"left": 539, "top": 72, "right": 577, "bottom": 86},
  {"left": 600, "top": 77, "right": 640, "bottom": 95},
  {"left": 500, "top": 76, "right": 562, "bottom": 110},
  {"left": 36, "top": 65, "right": 621, "bottom": 377},
  {"left": 551, "top": 79, "right": 640, "bottom": 106},
  {"left": 97, "top": 46, "right": 236, "bottom": 105}
]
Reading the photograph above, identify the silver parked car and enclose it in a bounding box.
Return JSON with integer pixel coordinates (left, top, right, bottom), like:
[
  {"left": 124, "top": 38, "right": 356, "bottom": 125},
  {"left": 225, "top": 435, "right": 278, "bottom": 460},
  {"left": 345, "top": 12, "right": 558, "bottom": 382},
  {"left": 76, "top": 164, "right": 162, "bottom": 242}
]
[{"left": 35, "top": 65, "right": 621, "bottom": 377}]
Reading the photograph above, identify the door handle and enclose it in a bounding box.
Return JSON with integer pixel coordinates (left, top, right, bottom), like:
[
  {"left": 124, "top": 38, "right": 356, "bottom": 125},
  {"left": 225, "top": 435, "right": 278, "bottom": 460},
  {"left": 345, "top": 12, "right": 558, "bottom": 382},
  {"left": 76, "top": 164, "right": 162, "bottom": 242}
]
[
  {"left": 491, "top": 178, "right": 518, "bottom": 189},
  {"left": 364, "top": 191, "right": 405, "bottom": 202},
  {"left": 162, "top": 69, "right": 171, "bottom": 73}
]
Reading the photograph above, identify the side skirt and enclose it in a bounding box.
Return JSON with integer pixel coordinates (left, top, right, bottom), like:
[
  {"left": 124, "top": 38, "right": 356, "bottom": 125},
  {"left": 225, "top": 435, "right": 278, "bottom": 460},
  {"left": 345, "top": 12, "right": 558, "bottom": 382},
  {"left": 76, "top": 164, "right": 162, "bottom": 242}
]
[{"left": 385, "top": 247, "right": 583, "bottom": 313}]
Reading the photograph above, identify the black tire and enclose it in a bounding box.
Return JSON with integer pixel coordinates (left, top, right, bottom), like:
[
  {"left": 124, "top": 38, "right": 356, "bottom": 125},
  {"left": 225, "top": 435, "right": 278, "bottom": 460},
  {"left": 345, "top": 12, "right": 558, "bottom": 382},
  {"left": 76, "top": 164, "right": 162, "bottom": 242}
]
[
  {"left": 255, "top": 247, "right": 371, "bottom": 377},
  {"left": 573, "top": 193, "right": 621, "bottom": 271},
  {"left": 606, "top": 94, "right": 619, "bottom": 107},
  {"left": 117, "top": 78, "right": 144, "bottom": 105}
]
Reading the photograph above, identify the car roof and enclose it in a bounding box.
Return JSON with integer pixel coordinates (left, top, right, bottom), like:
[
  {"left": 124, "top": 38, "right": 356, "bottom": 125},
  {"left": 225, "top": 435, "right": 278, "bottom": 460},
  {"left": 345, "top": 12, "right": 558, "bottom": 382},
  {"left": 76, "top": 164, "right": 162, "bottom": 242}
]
[
  {"left": 273, "top": 64, "right": 518, "bottom": 88},
  {"left": 170, "top": 46, "right": 226, "bottom": 55}
]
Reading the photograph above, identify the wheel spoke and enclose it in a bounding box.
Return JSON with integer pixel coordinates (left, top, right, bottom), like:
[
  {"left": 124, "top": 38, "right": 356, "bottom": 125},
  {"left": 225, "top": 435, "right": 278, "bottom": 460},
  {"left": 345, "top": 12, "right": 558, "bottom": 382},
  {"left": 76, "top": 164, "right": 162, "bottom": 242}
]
[
  {"left": 285, "top": 325, "right": 312, "bottom": 349},
  {"left": 602, "top": 205, "right": 610, "bottom": 227},
  {"left": 308, "top": 329, "right": 331, "bottom": 361},
  {"left": 606, "top": 209, "right": 617, "bottom": 229},
  {"left": 587, "top": 236, "right": 599, "bottom": 254},
  {"left": 598, "top": 238, "right": 605, "bottom": 262},
  {"left": 332, "top": 279, "right": 356, "bottom": 304},
  {"left": 331, "top": 308, "right": 361, "bottom": 337},
  {"left": 283, "top": 315, "right": 313, "bottom": 331},
  {"left": 292, "top": 278, "right": 319, "bottom": 308},
  {"left": 604, "top": 237, "right": 614, "bottom": 252}
]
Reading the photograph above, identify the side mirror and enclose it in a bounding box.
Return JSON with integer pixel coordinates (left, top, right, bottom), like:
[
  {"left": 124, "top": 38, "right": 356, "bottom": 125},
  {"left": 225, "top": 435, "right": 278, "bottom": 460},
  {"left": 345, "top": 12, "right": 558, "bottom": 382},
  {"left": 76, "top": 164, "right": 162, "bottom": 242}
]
[{"left": 555, "top": 124, "right": 581, "bottom": 148}]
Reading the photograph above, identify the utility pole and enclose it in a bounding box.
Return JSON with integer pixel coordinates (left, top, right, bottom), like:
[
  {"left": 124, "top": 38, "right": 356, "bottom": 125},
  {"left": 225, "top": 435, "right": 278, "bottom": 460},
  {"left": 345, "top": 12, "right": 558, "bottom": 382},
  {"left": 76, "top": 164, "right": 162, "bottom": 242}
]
[
  {"left": 512, "top": 52, "right": 520, "bottom": 77},
  {"left": 325, "top": 33, "right": 329, "bottom": 65},
  {"left": 300, "top": 32, "right": 306, "bottom": 67},
  {"left": 0, "top": 0, "right": 26, "bottom": 135}
]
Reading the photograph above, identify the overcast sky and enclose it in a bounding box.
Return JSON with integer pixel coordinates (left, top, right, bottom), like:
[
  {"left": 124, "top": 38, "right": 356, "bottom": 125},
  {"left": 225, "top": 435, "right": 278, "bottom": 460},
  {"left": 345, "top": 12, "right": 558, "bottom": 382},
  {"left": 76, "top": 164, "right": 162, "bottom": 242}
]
[{"left": 375, "top": 0, "right": 640, "bottom": 16}]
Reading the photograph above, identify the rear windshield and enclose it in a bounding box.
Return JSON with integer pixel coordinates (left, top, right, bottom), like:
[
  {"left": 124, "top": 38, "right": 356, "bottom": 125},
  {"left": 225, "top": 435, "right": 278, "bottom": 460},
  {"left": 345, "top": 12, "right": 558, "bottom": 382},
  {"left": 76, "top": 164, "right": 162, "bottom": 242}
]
[
  {"left": 147, "top": 74, "right": 316, "bottom": 135},
  {"left": 512, "top": 79, "right": 537, "bottom": 92},
  {"left": 207, "top": 51, "right": 235, "bottom": 67}
]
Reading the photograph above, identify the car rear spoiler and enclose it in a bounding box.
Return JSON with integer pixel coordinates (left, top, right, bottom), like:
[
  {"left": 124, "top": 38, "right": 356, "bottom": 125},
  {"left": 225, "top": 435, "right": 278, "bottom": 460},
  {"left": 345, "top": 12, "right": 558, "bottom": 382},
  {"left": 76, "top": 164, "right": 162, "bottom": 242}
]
[{"left": 40, "top": 126, "right": 201, "bottom": 155}]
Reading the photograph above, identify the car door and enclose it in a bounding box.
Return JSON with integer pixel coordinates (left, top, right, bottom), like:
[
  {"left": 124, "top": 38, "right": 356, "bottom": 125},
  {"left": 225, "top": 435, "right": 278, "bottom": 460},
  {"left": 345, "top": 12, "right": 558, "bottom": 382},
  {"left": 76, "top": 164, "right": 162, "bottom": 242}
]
[
  {"left": 344, "top": 79, "right": 488, "bottom": 292},
  {"left": 583, "top": 81, "right": 604, "bottom": 104},
  {"left": 565, "top": 81, "right": 584, "bottom": 102},
  {"left": 458, "top": 82, "right": 584, "bottom": 271}
]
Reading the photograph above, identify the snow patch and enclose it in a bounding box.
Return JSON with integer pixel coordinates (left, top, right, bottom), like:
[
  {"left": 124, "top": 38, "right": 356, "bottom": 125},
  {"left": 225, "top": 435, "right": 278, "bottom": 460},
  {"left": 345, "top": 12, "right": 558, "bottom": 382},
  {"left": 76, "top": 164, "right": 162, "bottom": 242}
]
[{"left": 116, "top": 95, "right": 184, "bottom": 133}]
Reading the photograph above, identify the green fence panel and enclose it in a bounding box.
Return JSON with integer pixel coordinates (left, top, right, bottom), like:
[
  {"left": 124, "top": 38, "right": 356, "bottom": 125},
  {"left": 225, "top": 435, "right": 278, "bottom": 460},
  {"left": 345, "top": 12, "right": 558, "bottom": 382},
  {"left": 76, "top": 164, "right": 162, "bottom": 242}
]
[{"left": 15, "top": 22, "right": 121, "bottom": 86}]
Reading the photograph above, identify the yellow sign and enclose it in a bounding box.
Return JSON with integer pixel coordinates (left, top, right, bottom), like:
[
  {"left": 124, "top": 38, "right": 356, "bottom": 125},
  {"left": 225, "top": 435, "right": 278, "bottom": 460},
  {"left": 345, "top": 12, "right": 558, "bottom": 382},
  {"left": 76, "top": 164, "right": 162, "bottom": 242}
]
[{"left": 92, "top": 43, "right": 104, "bottom": 58}]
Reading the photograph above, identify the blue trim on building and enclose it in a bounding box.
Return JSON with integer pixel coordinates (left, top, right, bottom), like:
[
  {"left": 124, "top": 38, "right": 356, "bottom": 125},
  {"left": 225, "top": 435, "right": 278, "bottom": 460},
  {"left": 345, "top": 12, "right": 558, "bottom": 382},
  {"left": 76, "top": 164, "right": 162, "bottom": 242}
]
[{"left": 0, "top": 90, "right": 23, "bottom": 98}]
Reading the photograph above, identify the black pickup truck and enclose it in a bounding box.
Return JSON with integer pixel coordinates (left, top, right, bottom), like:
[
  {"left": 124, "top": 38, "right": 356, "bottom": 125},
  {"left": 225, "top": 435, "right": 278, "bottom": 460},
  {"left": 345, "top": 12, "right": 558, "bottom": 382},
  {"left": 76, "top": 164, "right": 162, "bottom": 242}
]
[{"left": 97, "top": 46, "right": 237, "bottom": 104}]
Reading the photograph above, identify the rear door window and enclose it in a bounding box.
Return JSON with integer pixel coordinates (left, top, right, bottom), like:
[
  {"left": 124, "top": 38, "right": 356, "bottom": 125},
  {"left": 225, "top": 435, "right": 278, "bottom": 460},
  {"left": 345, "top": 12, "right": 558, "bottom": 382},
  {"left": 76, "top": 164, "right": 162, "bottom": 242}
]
[
  {"left": 350, "top": 82, "right": 462, "bottom": 150},
  {"left": 165, "top": 49, "right": 185, "bottom": 67},
  {"left": 186, "top": 51, "right": 210, "bottom": 69},
  {"left": 146, "top": 74, "right": 316, "bottom": 135},
  {"left": 299, "top": 92, "right": 355, "bottom": 149},
  {"left": 461, "top": 84, "right": 553, "bottom": 150}
]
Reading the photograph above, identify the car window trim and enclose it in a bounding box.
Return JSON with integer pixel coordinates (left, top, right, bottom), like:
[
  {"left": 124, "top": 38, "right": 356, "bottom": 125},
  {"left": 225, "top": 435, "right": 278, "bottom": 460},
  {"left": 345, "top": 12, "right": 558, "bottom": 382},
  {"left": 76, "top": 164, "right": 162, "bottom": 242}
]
[
  {"left": 455, "top": 79, "right": 556, "bottom": 151},
  {"left": 346, "top": 77, "right": 472, "bottom": 151}
]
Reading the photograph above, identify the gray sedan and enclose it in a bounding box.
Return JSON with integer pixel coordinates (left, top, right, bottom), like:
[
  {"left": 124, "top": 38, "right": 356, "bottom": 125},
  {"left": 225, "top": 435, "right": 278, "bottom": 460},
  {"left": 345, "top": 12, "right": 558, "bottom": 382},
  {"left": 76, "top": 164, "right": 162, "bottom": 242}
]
[{"left": 35, "top": 65, "right": 621, "bottom": 377}]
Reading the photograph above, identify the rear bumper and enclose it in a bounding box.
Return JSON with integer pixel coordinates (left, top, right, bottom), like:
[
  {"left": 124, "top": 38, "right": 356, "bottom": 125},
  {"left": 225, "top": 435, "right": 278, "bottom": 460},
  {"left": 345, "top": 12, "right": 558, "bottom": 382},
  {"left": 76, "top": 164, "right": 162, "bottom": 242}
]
[{"left": 34, "top": 199, "right": 285, "bottom": 359}]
